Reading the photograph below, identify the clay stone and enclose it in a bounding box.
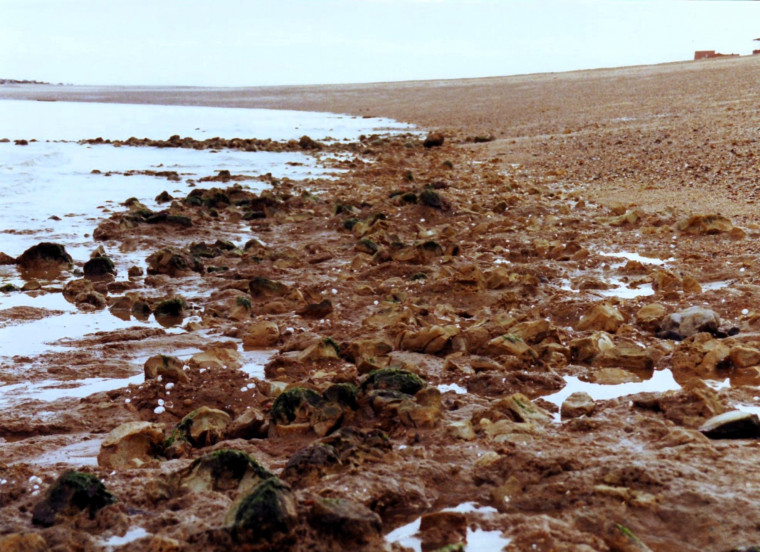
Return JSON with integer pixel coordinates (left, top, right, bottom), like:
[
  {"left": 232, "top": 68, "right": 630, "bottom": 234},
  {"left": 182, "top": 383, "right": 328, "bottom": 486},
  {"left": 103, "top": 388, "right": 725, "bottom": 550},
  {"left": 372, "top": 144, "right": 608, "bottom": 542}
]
[
  {"left": 561, "top": 392, "right": 596, "bottom": 419},
  {"left": 577, "top": 303, "right": 624, "bottom": 333},
  {"left": 98, "top": 421, "right": 165, "bottom": 469}
]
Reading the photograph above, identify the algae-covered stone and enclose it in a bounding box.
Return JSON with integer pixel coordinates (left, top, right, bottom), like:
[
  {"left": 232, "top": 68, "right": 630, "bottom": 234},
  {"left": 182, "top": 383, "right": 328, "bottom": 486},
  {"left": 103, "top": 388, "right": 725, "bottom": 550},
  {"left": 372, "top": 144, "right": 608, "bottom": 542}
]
[
  {"left": 249, "top": 276, "right": 289, "bottom": 297},
  {"left": 32, "top": 471, "right": 116, "bottom": 526},
  {"left": 361, "top": 367, "right": 425, "bottom": 395},
  {"left": 97, "top": 421, "right": 164, "bottom": 469},
  {"left": 154, "top": 297, "right": 186, "bottom": 319},
  {"left": 226, "top": 477, "right": 298, "bottom": 543},
  {"left": 17, "top": 242, "right": 73, "bottom": 272},
  {"left": 271, "top": 387, "right": 324, "bottom": 425},
  {"left": 323, "top": 383, "right": 359, "bottom": 410},
  {"left": 144, "top": 354, "right": 188, "bottom": 383},
  {"left": 309, "top": 497, "right": 382, "bottom": 543},
  {"left": 179, "top": 449, "right": 274, "bottom": 493},
  {"left": 167, "top": 406, "right": 231, "bottom": 448},
  {"left": 83, "top": 255, "right": 116, "bottom": 279}
]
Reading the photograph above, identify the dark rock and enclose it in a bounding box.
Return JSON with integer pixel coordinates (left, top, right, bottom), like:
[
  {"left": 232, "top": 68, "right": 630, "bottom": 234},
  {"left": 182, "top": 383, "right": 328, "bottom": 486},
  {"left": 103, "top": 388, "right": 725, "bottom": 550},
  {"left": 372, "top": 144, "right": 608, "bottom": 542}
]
[
  {"left": 179, "top": 449, "right": 274, "bottom": 493},
  {"left": 146, "top": 247, "right": 203, "bottom": 276},
  {"left": 423, "top": 132, "right": 445, "bottom": 148},
  {"left": 166, "top": 406, "right": 231, "bottom": 449},
  {"left": 227, "top": 477, "right": 298, "bottom": 543},
  {"left": 297, "top": 299, "right": 333, "bottom": 319},
  {"left": 249, "top": 276, "right": 289, "bottom": 298},
  {"left": 270, "top": 387, "right": 325, "bottom": 425},
  {"left": 83, "top": 256, "right": 116, "bottom": 279},
  {"left": 17, "top": 242, "right": 73, "bottom": 271},
  {"left": 361, "top": 367, "right": 424, "bottom": 396},
  {"left": 32, "top": 471, "right": 116, "bottom": 527},
  {"left": 155, "top": 190, "right": 174, "bottom": 203},
  {"left": 699, "top": 410, "right": 760, "bottom": 439},
  {"left": 154, "top": 297, "right": 186, "bottom": 318},
  {"left": 420, "top": 188, "right": 443, "bottom": 209},
  {"left": 0, "top": 252, "right": 16, "bottom": 264},
  {"left": 299, "top": 135, "right": 323, "bottom": 150},
  {"left": 309, "top": 497, "right": 382, "bottom": 543}
]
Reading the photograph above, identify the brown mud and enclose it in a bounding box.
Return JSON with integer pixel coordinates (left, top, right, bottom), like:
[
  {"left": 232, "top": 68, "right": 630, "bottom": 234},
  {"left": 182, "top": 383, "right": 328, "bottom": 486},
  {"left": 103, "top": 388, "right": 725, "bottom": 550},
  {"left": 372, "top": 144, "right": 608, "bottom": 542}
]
[{"left": 3, "top": 57, "right": 760, "bottom": 551}]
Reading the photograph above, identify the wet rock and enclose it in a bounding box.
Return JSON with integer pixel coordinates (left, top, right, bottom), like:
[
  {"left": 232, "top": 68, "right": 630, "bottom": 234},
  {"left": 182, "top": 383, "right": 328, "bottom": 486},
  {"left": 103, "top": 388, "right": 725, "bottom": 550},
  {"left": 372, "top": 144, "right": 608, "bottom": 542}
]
[
  {"left": 17, "top": 242, "right": 73, "bottom": 272},
  {"left": 225, "top": 477, "right": 298, "bottom": 543},
  {"left": 0, "top": 252, "right": 16, "bottom": 264},
  {"left": 309, "top": 497, "right": 382, "bottom": 543},
  {"left": 419, "top": 511, "right": 467, "bottom": 551},
  {"left": 671, "top": 333, "right": 731, "bottom": 380},
  {"left": 146, "top": 247, "right": 203, "bottom": 277},
  {"left": 298, "top": 337, "right": 342, "bottom": 362},
  {"left": 299, "top": 135, "right": 323, "bottom": 150},
  {"left": 188, "top": 346, "right": 242, "bottom": 370},
  {"left": 561, "top": 392, "right": 596, "bottom": 419},
  {"left": 297, "top": 298, "right": 333, "bottom": 319},
  {"left": 83, "top": 255, "right": 116, "bottom": 279},
  {"left": 498, "top": 393, "right": 553, "bottom": 424},
  {"left": 154, "top": 297, "right": 186, "bottom": 319},
  {"left": 270, "top": 387, "right": 344, "bottom": 437},
  {"left": 676, "top": 214, "right": 741, "bottom": 236},
  {"left": 591, "top": 367, "right": 643, "bottom": 384},
  {"left": 143, "top": 354, "right": 189, "bottom": 383},
  {"left": 226, "top": 407, "right": 268, "bottom": 439},
  {"left": 594, "top": 340, "right": 655, "bottom": 373},
  {"left": 699, "top": 410, "right": 760, "bottom": 439},
  {"left": 148, "top": 536, "right": 183, "bottom": 552},
  {"left": 178, "top": 449, "right": 274, "bottom": 493},
  {"left": 420, "top": 188, "right": 444, "bottom": 209},
  {"left": 486, "top": 333, "right": 539, "bottom": 361},
  {"left": 730, "top": 345, "right": 760, "bottom": 368},
  {"left": 650, "top": 269, "right": 682, "bottom": 294},
  {"left": 577, "top": 303, "right": 624, "bottom": 333},
  {"left": 399, "top": 387, "right": 443, "bottom": 428},
  {"left": 636, "top": 303, "right": 668, "bottom": 332},
  {"left": 446, "top": 419, "right": 477, "bottom": 440},
  {"left": 343, "top": 338, "right": 393, "bottom": 373},
  {"left": 661, "top": 306, "right": 720, "bottom": 338},
  {"left": 398, "top": 324, "right": 459, "bottom": 354},
  {"left": 509, "top": 318, "right": 559, "bottom": 345},
  {"left": 128, "top": 265, "right": 144, "bottom": 278},
  {"left": 361, "top": 367, "right": 425, "bottom": 395},
  {"left": 97, "top": 421, "right": 164, "bottom": 469},
  {"left": 32, "top": 471, "right": 116, "bottom": 527},
  {"left": 423, "top": 132, "right": 445, "bottom": 148},
  {"left": 243, "top": 320, "right": 280, "bottom": 347},
  {"left": 74, "top": 290, "right": 108, "bottom": 310},
  {"left": 249, "top": 276, "right": 290, "bottom": 297},
  {"left": 0, "top": 533, "right": 49, "bottom": 552},
  {"left": 634, "top": 381, "right": 723, "bottom": 428},
  {"left": 167, "top": 406, "right": 231, "bottom": 449}
]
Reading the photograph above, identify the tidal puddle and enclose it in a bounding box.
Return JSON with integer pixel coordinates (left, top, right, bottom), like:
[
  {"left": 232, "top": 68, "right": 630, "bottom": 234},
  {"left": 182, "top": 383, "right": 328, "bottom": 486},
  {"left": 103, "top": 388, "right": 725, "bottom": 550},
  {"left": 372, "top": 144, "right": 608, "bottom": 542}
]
[
  {"left": 385, "top": 502, "right": 511, "bottom": 552},
  {"left": 0, "top": 374, "right": 144, "bottom": 408},
  {"left": 542, "top": 369, "right": 681, "bottom": 422},
  {"left": 30, "top": 436, "right": 103, "bottom": 467},
  {"left": 599, "top": 250, "right": 672, "bottom": 266},
  {"left": 100, "top": 527, "right": 151, "bottom": 551},
  {"left": 239, "top": 349, "right": 277, "bottom": 379}
]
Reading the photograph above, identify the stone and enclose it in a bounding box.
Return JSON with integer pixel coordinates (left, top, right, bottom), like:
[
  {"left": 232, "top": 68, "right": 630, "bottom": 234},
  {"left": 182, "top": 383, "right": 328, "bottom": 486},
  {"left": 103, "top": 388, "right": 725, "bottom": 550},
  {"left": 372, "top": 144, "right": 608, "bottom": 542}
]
[
  {"left": 225, "top": 477, "right": 298, "bottom": 543},
  {"left": 423, "top": 132, "right": 445, "bottom": 148},
  {"left": 650, "top": 269, "right": 682, "bottom": 294},
  {"left": 243, "top": 320, "right": 280, "bottom": 347},
  {"left": 146, "top": 247, "right": 202, "bottom": 276},
  {"left": 569, "top": 332, "right": 615, "bottom": 363},
  {"left": 636, "top": 303, "right": 668, "bottom": 332},
  {"left": 561, "top": 392, "right": 596, "bottom": 419},
  {"left": 420, "top": 188, "right": 444, "bottom": 209},
  {"left": 17, "top": 242, "right": 73, "bottom": 272},
  {"left": 188, "top": 346, "right": 242, "bottom": 370},
  {"left": 0, "top": 533, "right": 49, "bottom": 552},
  {"left": 226, "top": 407, "right": 268, "bottom": 439},
  {"left": 399, "top": 387, "right": 442, "bottom": 429},
  {"left": 446, "top": 419, "right": 477, "bottom": 440},
  {"left": 98, "top": 421, "right": 164, "bottom": 469},
  {"left": 676, "top": 214, "right": 737, "bottom": 235},
  {"left": 508, "top": 318, "right": 558, "bottom": 345},
  {"left": 661, "top": 306, "right": 720, "bottom": 338},
  {"left": 148, "top": 536, "right": 183, "bottom": 552},
  {"left": 577, "top": 303, "right": 624, "bottom": 333},
  {"left": 497, "top": 393, "right": 553, "bottom": 424},
  {"left": 32, "top": 471, "right": 116, "bottom": 527},
  {"left": 167, "top": 406, "right": 232, "bottom": 448},
  {"left": 361, "top": 367, "right": 425, "bottom": 395},
  {"left": 83, "top": 256, "right": 116, "bottom": 279},
  {"left": 153, "top": 297, "right": 186, "bottom": 319},
  {"left": 298, "top": 337, "right": 341, "bottom": 362},
  {"left": 591, "top": 368, "right": 642, "bottom": 384},
  {"left": 397, "top": 325, "right": 459, "bottom": 354},
  {"left": 178, "top": 449, "right": 274, "bottom": 493},
  {"left": 486, "top": 334, "right": 538, "bottom": 361},
  {"left": 309, "top": 497, "right": 382, "bottom": 543},
  {"left": 249, "top": 276, "right": 289, "bottom": 297},
  {"left": 419, "top": 511, "right": 467, "bottom": 551},
  {"left": 594, "top": 341, "right": 655, "bottom": 373},
  {"left": 699, "top": 410, "right": 760, "bottom": 439},
  {"left": 270, "top": 387, "right": 344, "bottom": 437},
  {"left": 144, "top": 355, "right": 189, "bottom": 383},
  {"left": 730, "top": 346, "right": 760, "bottom": 368},
  {"left": 297, "top": 299, "right": 333, "bottom": 319}
]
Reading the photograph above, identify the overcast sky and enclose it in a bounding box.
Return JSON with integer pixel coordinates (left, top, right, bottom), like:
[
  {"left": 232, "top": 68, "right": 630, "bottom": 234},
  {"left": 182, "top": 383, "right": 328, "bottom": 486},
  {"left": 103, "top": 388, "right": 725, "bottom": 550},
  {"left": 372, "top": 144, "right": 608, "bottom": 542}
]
[{"left": 2, "top": 0, "right": 758, "bottom": 86}]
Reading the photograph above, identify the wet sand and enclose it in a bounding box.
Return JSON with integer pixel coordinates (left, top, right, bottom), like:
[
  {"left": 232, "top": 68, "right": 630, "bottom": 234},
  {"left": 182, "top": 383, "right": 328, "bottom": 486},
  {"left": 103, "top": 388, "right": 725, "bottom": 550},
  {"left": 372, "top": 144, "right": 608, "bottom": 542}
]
[{"left": 3, "top": 56, "right": 760, "bottom": 551}]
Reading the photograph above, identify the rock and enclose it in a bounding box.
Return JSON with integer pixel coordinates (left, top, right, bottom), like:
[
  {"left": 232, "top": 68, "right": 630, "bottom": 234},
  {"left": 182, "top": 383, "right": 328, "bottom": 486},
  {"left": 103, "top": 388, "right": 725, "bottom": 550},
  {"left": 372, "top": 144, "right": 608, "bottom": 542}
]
[
  {"left": 226, "top": 407, "right": 268, "bottom": 439},
  {"left": 144, "top": 355, "right": 189, "bottom": 383},
  {"left": 676, "top": 214, "right": 739, "bottom": 236},
  {"left": 226, "top": 477, "right": 298, "bottom": 543},
  {"left": 661, "top": 306, "right": 720, "bottom": 338},
  {"left": 153, "top": 297, "right": 186, "bottom": 318},
  {"left": 309, "top": 497, "right": 382, "bottom": 543},
  {"left": 97, "top": 421, "right": 165, "bottom": 469},
  {"left": 420, "top": 188, "right": 444, "bottom": 209},
  {"left": 591, "top": 368, "right": 642, "bottom": 384},
  {"left": 148, "top": 536, "right": 183, "bottom": 552},
  {"left": 577, "top": 303, "right": 624, "bottom": 333},
  {"left": 419, "top": 511, "right": 467, "bottom": 551},
  {"left": 671, "top": 333, "right": 731, "bottom": 380},
  {"left": 361, "top": 367, "right": 425, "bottom": 395},
  {"left": 167, "top": 406, "right": 232, "bottom": 448},
  {"left": 636, "top": 303, "right": 668, "bottom": 332},
  {"left": 446, "top": 419, "right": 477, "bottom": 440},
  {"left": 651, "top": 269, "right": 682, "bottom": 294},
  {"left": 699, "top": 410, "right": 760, "bottom": 439},
  {"left": 730, "top": 346, "right": 760, "bottom": 368},
  {"left": 17, "top": 242, "right": 73, "bottom": 273},
  {"left": 397, "top": 325, "right": 459, "bottom": 354},
  {"left": 508, "top": 318, "right": 559, "bottom": 345},
  {"left": 423, "top": 132, "right": 445, "bottom": 148},
  {"left": 299, "top": 135, "right": 323, "bottom": 150},
  {"left": 0, "top": 252, "right": 16, "bottom": 264},
  {"left": 594, "top": 341, "right": 655, "bottom": 373},
  {"left": 497, "top": 393, "right": 553, "bottom": 424},
  {"left": 0, "top": 533, "right": 49, "bottom": 552},
  {"left": 74, "top": 290, "right": 107, "bottom": 309},
  {"left": 188, "top": 346, "right": 242, "bottom": 370},
  {"left": 561, "top": 392, "right": 596, "bottom": 419},
  {"left": 399, "top": 387, "right": 442, "bottom": 429},
  {"left": 83, "top": 256, "right": 116, "bottom": 279},
  {"left": 178, "top": 449, "right": 274, "bottom": 493},
  {"left": 270, "top": 387, "right": 344, "bottom": 437},
  {"left": 249, "top": 276, "right": 289, "bottom": 297},
  {"left": 298, "top": 337, "right": 341, "bottom": 362},
  {"left": 486, "top": 333, "right": 538, "bottom": 361},
  {"left": 243, "top": 320, "right": 280, "bottom": 347},
  {"left": 343, "top": 338, "right": 393, "bottom": 373},
  {"left": 569, "top": 332, "right": 615, "bottom": 363},
  {"left": 32, "top": 471, "right": 116, "bottom": 526},
  {"left": 146, "top": 247, "right": 202, "bottom": 276},
  {"left": 297, "top": 299, "right": 333, "bottom": 319}
]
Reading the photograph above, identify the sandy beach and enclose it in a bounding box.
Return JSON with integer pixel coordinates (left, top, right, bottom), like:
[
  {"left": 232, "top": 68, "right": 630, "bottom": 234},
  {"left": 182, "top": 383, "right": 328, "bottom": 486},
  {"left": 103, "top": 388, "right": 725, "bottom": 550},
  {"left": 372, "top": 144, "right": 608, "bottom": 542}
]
[{"left": 3, "top": 55, "right": 760, "bottom": 551}]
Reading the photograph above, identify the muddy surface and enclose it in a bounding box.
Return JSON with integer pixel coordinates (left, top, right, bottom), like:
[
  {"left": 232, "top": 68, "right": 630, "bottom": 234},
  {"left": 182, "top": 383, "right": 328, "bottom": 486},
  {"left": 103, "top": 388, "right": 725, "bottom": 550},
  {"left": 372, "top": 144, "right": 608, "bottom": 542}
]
[{"left": 3, "top": 60, "right": 760, "bottom": 551}]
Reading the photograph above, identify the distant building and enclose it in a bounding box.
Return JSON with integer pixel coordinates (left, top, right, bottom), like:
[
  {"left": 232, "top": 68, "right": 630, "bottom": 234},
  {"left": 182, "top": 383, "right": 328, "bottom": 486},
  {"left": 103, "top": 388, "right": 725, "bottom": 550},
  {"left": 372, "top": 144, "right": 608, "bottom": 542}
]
[
  {"left": 754, "top": 37, "right": 760, "bottom": 55},
  {"left": 694, "top": 50, "right": 739, "bottom": 60}
]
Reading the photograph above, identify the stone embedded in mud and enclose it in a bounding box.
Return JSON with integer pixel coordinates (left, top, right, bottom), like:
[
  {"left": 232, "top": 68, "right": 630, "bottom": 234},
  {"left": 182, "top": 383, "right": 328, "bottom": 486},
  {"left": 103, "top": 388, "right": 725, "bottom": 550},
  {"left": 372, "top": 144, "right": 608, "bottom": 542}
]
[
  {"left": 83, "top": 255, "right": 116, "bottom": 279},
  {"left": 676, "top": 213, "right": 741, "bottom": 236},
  {"left": 636, "top": 303, "right": 668, "bottom": 332},
  {"left": 167, "top": 406, "right": 232, "bottom": 448},
  {"left": 154, "top": 297, "right": 186, "bottom": 319},
  {"left": 97, "top": 421, "right": 165, "bottom": 469},
  {"left": 0, "top": 533, "right": 49, "bottom": 552},
  {"left": 660, "top": 306, "right": 720, "bottom": 338},
  {"left": 298, "top": 337, "right": 342, "bottom": 362},
  {"left": 420, "top": 188, "right": 444, "bottom": 209},
  {"left": 146, "top": 247, "right": 203, "bottom": 277},
  {"left": 17, "top": 242, "right": 73, "bottom": 272},
  {"left": 74, "top": 290, "right": 108, "bottom": 310},
  {"left": 423, "top": 131, "right": 445, "bottom": 148},
  {"left": 226, "top": 477, "right": 298, "bottom": 543},
  {"left": 398, "top": 387, "right": 443, "bottom": 428},
  {"left": 249, "top": 276, "right": 289, "bottom": 297},
  {"left": 446, "top": 419, "right": 477, "bottom": 440},
  {"left": 561, "top": 392, "right": 596, "bottom": 419},
  {"left": 226, "top": 407, "right": 268, "bottom": 439},
  {"left": 361, "top": 367, "right": 425, "bottom": 395},
  {"left": 297, "top": 298, "right": 333, "bottom": 319},
  {"left": 730, "top": 346, "right": 760, "bottom": 369},
  {"left": 178, "top": 449, "right": 274, "bottom": 493},
  {"left": 309, "top": 497, "right": 382, "bottom": 543},
  {"left": 594, "top": 341, "right": 655, "bottom": 373},
  {"left": 486, "top": 333, "right": 539, "bottom": 361},
  {"left": 650, "top": 269, "right": 682, "bottom": 295},
  {"left": 269, "top": 386, "right": 346, "bottom": 437},
  {"left": 398, "top": 324, "right": 459, "bottom": 354},
  {"left": 242, "top": 320, "right": 280, "bottom": 347},
  {"left": 32, "top": 471, "right": 117, "bottom": 527},
  {"left": 144, "top": 354, "right": 189, "bottom": 383},
  {"left": 0, "top": 252, "right": 16, "bottom": 265},
  {"left": 498, "top": 393, "right": 553, "bottom": 424},
  {"left": 577, "top": 303, "right": 625, "bottom": 333},
  {"left": 299, "top": 135, "right": 323, "bottom": 150},
  {"left": 699, "top": 410, "right": 760, "bottom": 439},
  {"left": 343, "top": 338, "right": 393, "bottom": 373},
  {"left": 419, "top": 511, "right": 467, "bottom": 551},
  {"left": 570, "top": 332, "right": 615, "bottom": 363}
]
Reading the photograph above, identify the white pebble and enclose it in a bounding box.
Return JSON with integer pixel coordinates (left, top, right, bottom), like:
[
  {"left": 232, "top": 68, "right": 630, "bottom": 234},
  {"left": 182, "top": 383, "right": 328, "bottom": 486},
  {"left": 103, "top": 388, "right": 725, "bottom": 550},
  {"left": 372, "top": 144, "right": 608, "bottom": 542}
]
[
  {"left": 0, "top": 479, "right": 6, "bottom": 485},
  {"left": 240, "top": 387, "right": 248, "bottom": 392},
  {"left": 246, "top": 383, "right": 255, "bottom": 389},
  {"left": 420, "top": 218, "right": 425, "bottom": 222},
  {"left": 742, "top": 308, "right": 749, "bottom": 315},
  {"left": 157, "top": 399, "right": 165, "bottom": 406},
  {"left": 165, "top": 382, "right": 174, "bottom": 390},
  {"left": 29, "top": 475, "right": 42, "bottom": 484},
  {"left": 157, "top": 375, "right": 163, "bottom": 382},
  {"left": 741, "top": 267, "right": 746, "bottom": 272},
  {"left": 154, "top": 406, "right": 165, "bottom": 414},
  {"left": 331, "top": 288, "right": 338, "bottom": 295},
  {"left": 373, "top": 300, "right": 378, "bottom": 305},
  {"left": 125, "top": 398, "right": 131, "bottom": 404}
]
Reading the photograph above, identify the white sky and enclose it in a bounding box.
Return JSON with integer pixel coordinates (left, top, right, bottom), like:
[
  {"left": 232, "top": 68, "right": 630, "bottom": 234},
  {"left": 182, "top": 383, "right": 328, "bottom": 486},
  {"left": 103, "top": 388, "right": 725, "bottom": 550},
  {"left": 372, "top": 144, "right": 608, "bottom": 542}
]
[{"left": 2, "top": 0, "right": 759, "bottom": 86}]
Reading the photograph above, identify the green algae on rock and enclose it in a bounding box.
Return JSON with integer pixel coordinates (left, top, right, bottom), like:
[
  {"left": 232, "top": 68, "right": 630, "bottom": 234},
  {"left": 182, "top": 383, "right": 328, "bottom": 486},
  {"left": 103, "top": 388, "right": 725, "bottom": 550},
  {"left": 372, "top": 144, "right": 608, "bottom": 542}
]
[{"left": 32, "top": 471, "right": 116, "bottom": 527}]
